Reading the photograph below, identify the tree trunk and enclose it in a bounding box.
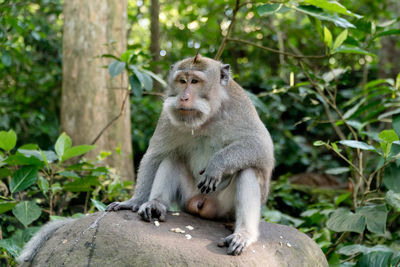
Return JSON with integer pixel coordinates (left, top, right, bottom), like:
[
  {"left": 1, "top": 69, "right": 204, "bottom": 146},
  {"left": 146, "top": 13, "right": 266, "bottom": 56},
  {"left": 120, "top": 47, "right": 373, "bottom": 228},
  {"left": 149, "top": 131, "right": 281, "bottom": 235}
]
[
  {"left": 150, "top": 0, "right": 161, "bottom": 78},
  {"left": 61, "top": 0, "right": 134, "bottom": 181}
]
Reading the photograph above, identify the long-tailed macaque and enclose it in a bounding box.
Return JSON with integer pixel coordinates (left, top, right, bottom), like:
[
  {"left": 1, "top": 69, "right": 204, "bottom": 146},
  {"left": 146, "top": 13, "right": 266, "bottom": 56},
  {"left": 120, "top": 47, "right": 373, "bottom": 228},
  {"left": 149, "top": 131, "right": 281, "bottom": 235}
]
[{"left": 107, "top": 55, "right": 274, "bottom": 255}]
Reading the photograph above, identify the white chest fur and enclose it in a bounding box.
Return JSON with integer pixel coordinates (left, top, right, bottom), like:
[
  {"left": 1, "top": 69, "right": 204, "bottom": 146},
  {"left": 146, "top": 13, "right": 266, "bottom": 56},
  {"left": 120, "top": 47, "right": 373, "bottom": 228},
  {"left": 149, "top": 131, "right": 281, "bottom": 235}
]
[{"left": 182, "top": 135, "right": 225, "bottom": 182}]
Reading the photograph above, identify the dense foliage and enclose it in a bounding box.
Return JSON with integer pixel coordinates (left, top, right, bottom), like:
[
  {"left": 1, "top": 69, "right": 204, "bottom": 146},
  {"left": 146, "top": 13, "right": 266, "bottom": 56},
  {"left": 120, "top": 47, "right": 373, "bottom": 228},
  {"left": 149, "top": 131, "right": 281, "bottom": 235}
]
[{"left": 1, "top": 0, "right": 400, "bottom": 265}]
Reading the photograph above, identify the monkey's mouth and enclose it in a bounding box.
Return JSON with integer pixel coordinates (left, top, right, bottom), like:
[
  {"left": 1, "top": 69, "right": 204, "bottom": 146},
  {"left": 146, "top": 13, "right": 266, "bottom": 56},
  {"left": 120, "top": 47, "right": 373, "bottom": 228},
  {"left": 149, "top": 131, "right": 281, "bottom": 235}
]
[{"left": 177, "top": 108, "right": 199, "bottom": 115}]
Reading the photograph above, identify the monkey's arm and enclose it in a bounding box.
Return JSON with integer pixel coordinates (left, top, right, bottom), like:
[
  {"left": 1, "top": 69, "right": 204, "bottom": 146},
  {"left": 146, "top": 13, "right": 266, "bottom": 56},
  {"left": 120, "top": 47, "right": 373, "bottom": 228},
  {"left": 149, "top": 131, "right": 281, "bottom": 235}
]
[
  {"left": 198, "top": 135, "right": 273, "bottom": 193},
  {"left": 106, "top": 152, "right": 163, "bottom": 211}
]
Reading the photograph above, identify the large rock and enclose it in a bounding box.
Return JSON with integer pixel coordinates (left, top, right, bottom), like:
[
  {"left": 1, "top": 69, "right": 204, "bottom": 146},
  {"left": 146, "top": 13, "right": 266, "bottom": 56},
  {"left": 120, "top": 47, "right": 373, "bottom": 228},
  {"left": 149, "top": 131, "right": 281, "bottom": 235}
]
[{"left": 27, "top": 211, "right": 328, "bottom": 266}]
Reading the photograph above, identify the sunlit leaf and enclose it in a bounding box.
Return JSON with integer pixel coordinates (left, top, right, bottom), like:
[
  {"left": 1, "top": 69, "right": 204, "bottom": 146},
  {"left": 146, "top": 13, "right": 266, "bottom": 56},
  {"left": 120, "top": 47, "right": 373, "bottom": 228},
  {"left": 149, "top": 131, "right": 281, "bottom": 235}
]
[
  {"left": 333, "top": 29, "right": 348, "bottom": 50},
  {"left": 91, "top": 199, "right": 106, "bottom": 211},
  {"left": 55, "top": 133, "right": 72, "bottom": 161},
  {"left": 323, "top": 26, "right": 332, "bottom": 49},
  {"left": 334, "top": 45, "right": 375, "bottom": 56},
  {"left": 294, "top": 5, "right": 355, "bottom": 28},
  {"left": 386, "top": 190, "right": 400, "bottom": 210},
  {"left": 0, "top": 201, "right": 18, "bottom": 215},
  {"left": 302, "top": 0, "right": 362, "bottom": 18},
  {"left": 338, "top": 140, "right": 376, "bottom": 151},
  {"left": 61, "top": 145, "right": 95, "bottom": 162},
  {"left": 0, "top": 130, "right": 17, "bottom": 152},
  {"left": 257, "top": 3, "right": 282, "bottom": 16}
]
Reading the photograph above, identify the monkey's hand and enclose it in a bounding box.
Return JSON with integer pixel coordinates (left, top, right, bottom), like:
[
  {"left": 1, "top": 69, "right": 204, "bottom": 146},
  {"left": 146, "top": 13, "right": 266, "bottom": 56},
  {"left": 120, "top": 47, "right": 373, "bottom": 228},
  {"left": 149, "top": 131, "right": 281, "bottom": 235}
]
[
  {"left": 217, "top": 230, "right": 257, "bottom": 256},
  {"left": 138, "top": 200, "right": 167, "bottom": 222},
  {"left": 105, "top": 198, "right": 142, "bottom": 212},
  {"left": 197, "top": 167, "right": 222, "bottom": 194}
]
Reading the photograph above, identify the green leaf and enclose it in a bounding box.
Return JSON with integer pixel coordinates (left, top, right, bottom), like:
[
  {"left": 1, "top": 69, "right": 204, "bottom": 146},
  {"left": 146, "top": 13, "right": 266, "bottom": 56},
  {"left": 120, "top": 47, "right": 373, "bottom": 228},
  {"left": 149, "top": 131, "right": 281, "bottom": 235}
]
[
  {"left": 358, "top": 251, "right": 393, "bottom": 267},
  {"left": 393, "top": 114, "right": 400, "bottom": 138},
  {"left": 10, "top": 166, "right": 39, "bottom": 193},
  {"left": 108, "top": 60, "right": 126, "bottom": 77},
  {"left": 129, "top": 75, "right": 143, "bottom": 97},
  {"left": 91, "top": 199, "right": 106, "bottom": 211},
  {"left": 63, "top": 176, "right": 99, "bottom": 192},
  {"left": 337, "top": 244, "right": 368, "bottom": 256},
  {"left": 323, "top": 26, "right": 332, "bottom": 49},
  {"left": 140, "top": 69, "right": 167, "bottom": 88},
  {"left": 18, "top": 149, "right": 58, "bottom": 163},
  {"left": 120, "top": 50, "right": 135, "bottom": 63},
  {"left": 0, "top": 167, "right": 12, "bottom": 178},
  {"left": 0, "top": 129, "right": 17, "bottom": 152},
  {"left": 38, "top": 176, "right": 49, "bottom": 195},
  {"left": 131, "top": 66, "right": 153, "bottom": 91},
  {"left": 338, "top": 140, "right": 376, "bottom": 151},
  {"left": 1, "top": 52, "right": 12, "bottom": 67},
  {"left": 257, "top": 3, "right": 282, "bottom": 16},
  {"left": 5, "top": 153, "right": 43, "bottom": 167},
  {"left": 335, "top": 192, "right": 351, "bottom": 206},
  {"left": 55, "top": 133, "right": 72, "bottom": 161},
  {"left": 326, "top": 208, "right": 365, "bottom": 233},
  {"left": 374, "top": 29, "right": 400, "bottom": 39},
  {"left": 61, "top": 145, "right": 95, "bottom": 162},
  {"left": 0, "top": 201, "right": 18, "bottom": 214},
  {"left": 294, "top": 5, "right": 355, "bottom": 28},
  {"left": 313, "top": 140, "right": 325, "bottom": 146},
  {"left": 12, "top": 201, "right": 42, "bottom": 227},
  {"left": 0, "top": 239, "right": 20, "bottom": 258},
  {"left": 378, "top": 129, "right": 399, "bottom": 143},
  {"left": 302, "top": 0, "right": 361, "bottom": 18},
  {"left": 334, "top": 45, "right": 375, "bottom": 56},
  {"left": 326, "top": 167, "right": 350, "bottom": 175},
  {"left": 58, "top": 171, "right": 80, "bottom": 179},
  {"left": 332, "top": 29, "right": 348, "bottom": 50},
  {"left": 383, "top": 164, "right": 400, "bottom": 193},
  {"left": 386, "top": 190, "right": 400, "bottom": 211},
  {"left": 356, "top": 204, "right": 387, "bottom": 235}
]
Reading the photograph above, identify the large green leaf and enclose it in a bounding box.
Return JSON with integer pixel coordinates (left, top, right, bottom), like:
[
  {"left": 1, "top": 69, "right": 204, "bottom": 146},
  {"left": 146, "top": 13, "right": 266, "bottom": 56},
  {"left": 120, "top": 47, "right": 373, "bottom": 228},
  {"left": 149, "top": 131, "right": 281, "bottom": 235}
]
[
  {"left": 334, "top": 45, "right": 375, "bottom": 56},
  {"left": 386, "top": 190, "right": 400, "bottom": 211},
  {"left": 12, "top": 201, "right": 42, "bottom": 227},
  {"left": 10, "top": 166, "right": 39, "bottom": 193},
  {"left": 356, "top": 204, "right": 387, "bottom": 235},
  {"left": 338, "top": 140, "right": 376, "bottom": 151},
  {"left": 55, "top": 133, "right": 72, "bottom": 161},
  {"left": 0, "top": 239, "right": 21, "bottom": 258},
  {"left": 129, "top": 74, "right": 143, "bottom": 97},
  {"left": 383, "top": 164, "right": 400, "bottom": 193},
  {"left": 18, "top": 149, "right": 58, "bottom": 163},
  {"left": 326, "top": 208, "right": 365, "bottom": 233},
  {"left": 0, "top": 201, "right": 18, "bottom": 214},
  {"left": 378, "top": 129, "right": 399, "bottom": 143},
  {"left": 108, "top": 60, "right": 126, "bottom": 77},
  {"left": 61, "top": 145, "right": 95, "bottom": 162},
  {"left": 0, "top": 129, "right": 17, "bottom": 152},
  {"left": 302, "top": 0, "right": 361, "bottom": 18},
  {"left": 132, "top": 67, "right": 153, "bottom": 91},
  {"left": 375, "top": 29, "right": 400, "bottom": 39},
  {"left": 294, "top": 5, "right": 355, "bottom": 28},
  {"left": 257, "top": 3, "right": 282, "bottom": 16},
  {"left": 358, "top": 251, "right": 393, "bottom": 267},
  {"left": 38, "top": 176, "right": 49, "bottom": 195}
]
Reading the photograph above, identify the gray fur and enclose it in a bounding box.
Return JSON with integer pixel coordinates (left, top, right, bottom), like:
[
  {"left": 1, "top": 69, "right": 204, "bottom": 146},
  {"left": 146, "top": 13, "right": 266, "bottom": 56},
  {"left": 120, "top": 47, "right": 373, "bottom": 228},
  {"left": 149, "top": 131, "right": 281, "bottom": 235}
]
[
  {"left": 106, "top": 55, "right": 274, "bottom": 255},
  {"left": 17, "top": 218, "right": 76, "bottom": 263}
]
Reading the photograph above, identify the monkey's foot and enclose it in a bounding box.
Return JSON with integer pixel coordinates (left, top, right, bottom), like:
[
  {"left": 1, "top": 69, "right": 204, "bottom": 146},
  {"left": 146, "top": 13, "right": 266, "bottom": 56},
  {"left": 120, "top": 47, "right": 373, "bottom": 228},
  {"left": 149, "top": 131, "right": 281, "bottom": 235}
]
[
  {"left": 105, "top": 200, "right": 141, "bottom": 212},
  {"left": 217, "top": 231, "right": 256, "bottom": 256},
  {"left": 138, "top": 200, "right": 167, "bottom": 222}
]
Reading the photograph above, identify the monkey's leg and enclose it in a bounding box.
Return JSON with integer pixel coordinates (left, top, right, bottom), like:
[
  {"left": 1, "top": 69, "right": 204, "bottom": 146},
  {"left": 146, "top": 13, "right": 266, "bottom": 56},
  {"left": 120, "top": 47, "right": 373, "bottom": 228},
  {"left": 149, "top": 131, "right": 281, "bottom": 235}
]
[
  {"left": 138, "top": 158, "right": 195, "bottom": 222},
  {"left": 219, "top": 168, "right": 260, "bottom": 256}
]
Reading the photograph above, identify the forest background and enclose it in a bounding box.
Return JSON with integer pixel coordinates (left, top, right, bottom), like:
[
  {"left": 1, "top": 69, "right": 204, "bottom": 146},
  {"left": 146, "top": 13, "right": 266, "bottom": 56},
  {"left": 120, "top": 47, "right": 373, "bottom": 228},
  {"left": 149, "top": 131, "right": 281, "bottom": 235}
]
[{"left": 0, "top": 0, "right": 399, "bottom": 266}]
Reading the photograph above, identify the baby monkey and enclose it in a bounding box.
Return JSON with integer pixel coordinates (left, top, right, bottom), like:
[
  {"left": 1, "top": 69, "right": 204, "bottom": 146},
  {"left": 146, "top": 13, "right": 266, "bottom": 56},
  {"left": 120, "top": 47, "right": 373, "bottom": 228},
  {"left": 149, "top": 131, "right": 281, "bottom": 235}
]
[{"left": 107, "top": 54, "right": 274, "bottom": 255}]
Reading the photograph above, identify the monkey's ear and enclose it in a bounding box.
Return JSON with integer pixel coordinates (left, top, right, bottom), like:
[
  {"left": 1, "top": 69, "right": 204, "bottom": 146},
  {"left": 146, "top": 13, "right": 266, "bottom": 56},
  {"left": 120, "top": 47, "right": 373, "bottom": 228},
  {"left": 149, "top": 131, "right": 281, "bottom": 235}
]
[{"left": 220, "top": 64, "right": 230, "bottom": 86}]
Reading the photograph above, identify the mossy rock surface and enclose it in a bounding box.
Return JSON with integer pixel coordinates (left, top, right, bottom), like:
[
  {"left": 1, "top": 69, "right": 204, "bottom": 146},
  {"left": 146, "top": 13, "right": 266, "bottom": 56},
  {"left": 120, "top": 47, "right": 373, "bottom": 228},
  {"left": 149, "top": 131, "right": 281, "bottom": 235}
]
[{"left": 26, "top": 211, "right": 328, "bottom": 267}]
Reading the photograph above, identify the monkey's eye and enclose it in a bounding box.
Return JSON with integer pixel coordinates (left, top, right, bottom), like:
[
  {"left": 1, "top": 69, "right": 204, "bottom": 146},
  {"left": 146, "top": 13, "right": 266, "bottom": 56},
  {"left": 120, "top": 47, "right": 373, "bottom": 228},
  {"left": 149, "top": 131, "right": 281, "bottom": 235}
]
[
  {"left": 179, "top": 79, "right": 186, "bottom": 84},
  {"left": 191, "top": 79, "right": 198, "bottom": 84}
]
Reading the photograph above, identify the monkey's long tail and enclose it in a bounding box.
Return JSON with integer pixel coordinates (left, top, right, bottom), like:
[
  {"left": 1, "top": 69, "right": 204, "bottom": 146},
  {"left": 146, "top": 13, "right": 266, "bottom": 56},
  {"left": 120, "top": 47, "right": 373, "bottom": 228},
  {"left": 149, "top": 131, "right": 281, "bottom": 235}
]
[{"left": 17, "top": 218, "right": 77, "bottom": 264}]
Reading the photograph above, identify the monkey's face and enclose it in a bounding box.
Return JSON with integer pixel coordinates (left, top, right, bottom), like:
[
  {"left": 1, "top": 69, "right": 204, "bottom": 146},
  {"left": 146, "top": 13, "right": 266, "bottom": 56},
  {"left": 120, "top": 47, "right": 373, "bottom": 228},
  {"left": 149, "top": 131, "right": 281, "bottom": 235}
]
[
  {"left": 163, "top": 56, "right": 231, "bottom": 130},
  {"left": 164, "top": 69, "right": 213, "bottom": 129}
]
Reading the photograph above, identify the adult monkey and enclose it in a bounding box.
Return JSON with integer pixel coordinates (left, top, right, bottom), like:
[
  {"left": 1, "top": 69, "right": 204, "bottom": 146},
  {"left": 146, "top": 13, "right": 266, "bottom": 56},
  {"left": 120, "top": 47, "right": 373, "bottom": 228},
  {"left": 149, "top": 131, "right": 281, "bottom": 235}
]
[{"left": 107, "top": 54, "right": 274, "bottom": 255}]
